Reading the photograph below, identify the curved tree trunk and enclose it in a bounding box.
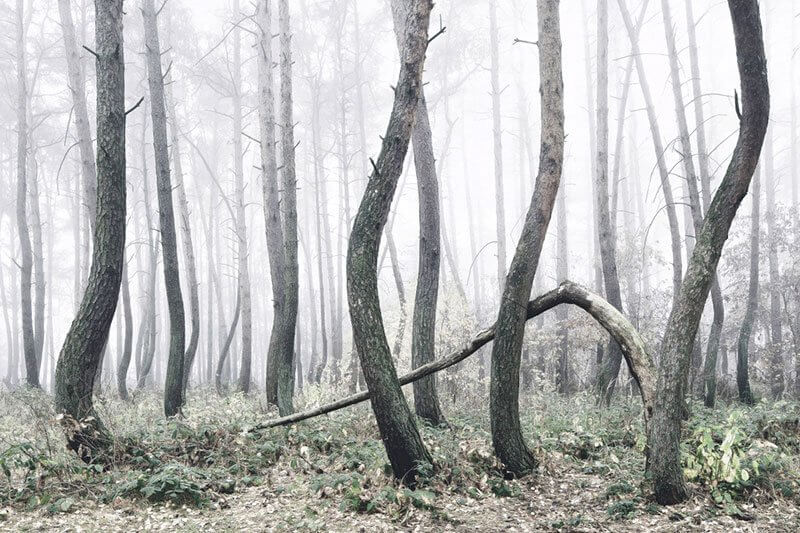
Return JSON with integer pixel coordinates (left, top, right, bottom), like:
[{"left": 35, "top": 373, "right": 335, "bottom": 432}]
[
  {"left": 346, "top": 0, "right": 433, "bottom": 483},
  {"left": 256, "top": 281, "right": 656, "bottom": 431},
  {"left": 143, "top": 0, "right": 186, "bottom": 417},
  {"left": 647, "top": 0, "right": 768, "bottom": 504},
  {"left": 54, "top": 0, "right": 125, "bottom": 460},
  {"left": 215, "top": 290, "right": 242, "bottom": 395},
  {"left": 683, "top": 0, "right": 726, "bottom": 408},
  {"left": 490, "top": 0, "right": 563, "bottom": 476}
]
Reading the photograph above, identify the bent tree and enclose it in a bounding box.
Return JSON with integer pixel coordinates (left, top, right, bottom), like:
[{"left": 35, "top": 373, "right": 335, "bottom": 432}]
[
  {"left": 490, "top": 0, "right": 564, "bottom": 475},
  {"left": 54, "top": 0, "right": 125, "bottom": 460},
  {"left": 346, "top": 0, "right": 433, "bottom": 482},
  {"left": 647, "top": 0, "right": 768, "bottom": 504}
]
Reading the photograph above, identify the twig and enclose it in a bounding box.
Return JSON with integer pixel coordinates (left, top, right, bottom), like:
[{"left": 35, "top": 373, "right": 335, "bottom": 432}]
[{"left": 125, "top": 97, "right": 145, "bottom": 116}]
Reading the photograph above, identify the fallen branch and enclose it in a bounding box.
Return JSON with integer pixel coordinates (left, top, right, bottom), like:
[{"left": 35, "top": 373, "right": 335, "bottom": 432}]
[{"left": 251, "top": 281, "right": 655, "bottom": 432}]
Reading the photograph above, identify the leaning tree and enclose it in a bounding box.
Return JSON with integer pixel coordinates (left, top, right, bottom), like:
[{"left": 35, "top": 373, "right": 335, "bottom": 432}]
[
  {"left": 54, "top": 0, "right": 126, "bottom": 460},
  {"left": 345, "top": 0, "right": 434, "bottom": 483}
]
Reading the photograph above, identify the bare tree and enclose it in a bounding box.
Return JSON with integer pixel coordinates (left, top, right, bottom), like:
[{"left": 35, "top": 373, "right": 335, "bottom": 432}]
[
  {"left": 490, "top": 0, "right": 564, "bottom": 475},
  {"left": 276, "top": 0, "right": 299, "bottom": 415},
  {"left": 737, "top": 165, "right": 759, "bottom": 405},
  {"left": 346, "top": 0, "right": 433, "bottom": 482},
  {"left": 259, "top": 0, "right": 288, "bottom": 404},
  {"left": 143, "top": 0, "right": 186, "bottom": 417},
  {"left": 55, "top": 0, "right": 126, "bottom": 459},
  {"left": 489, "top": 2, "right": 507, "bottom": 294}
]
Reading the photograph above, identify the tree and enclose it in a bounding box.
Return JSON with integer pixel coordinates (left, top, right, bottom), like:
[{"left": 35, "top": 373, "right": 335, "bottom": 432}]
[
  {"left": 259, "top": 0, "right": 288, "bottom": 405},
  {"left": 54, "top": 0, "right": 126, "bottom": 459},
  {"left": 490, "top": 0, "right": 564, "bottom": 475},
  {"left": 15, "top": 0, "right": 37, "bottom": 389},
  {"left": 594, "top": 0, "right": 626, "bottom": 403},
  {"left": 276, "top": 0, "right": 299, "bottom": 415},
  {"left": 647, "top": 0, "right": 768, "bottom": 503},
  {"left": 489, "top": 1, "right": 507, "bottom": 293},
  {"left": 346, "top": 0, "right": 434, "bottom": 483},
  {"left": 737, "top": 165, "right": 759, "bottom": 405},
  {"left": 143, "top": 0, "right": 186, "bottom": 417},
  {"left": 116, "top": 257, "right": 133, "bottom": 400},
  {"left": 57, "top": 0, "right": 97, "bottom": 233}
]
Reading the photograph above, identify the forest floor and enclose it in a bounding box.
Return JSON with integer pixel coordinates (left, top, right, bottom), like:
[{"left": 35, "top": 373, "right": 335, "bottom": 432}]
[{"left": 0, "top": 386, "right": 798, "bottom": 532}]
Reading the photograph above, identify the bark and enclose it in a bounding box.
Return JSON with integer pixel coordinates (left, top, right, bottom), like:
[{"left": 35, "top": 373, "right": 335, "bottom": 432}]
[
  {"left": 15, "top": 0, "right": 37, "bottom": 389},
  {"left": 28, "top": 156, "right": 45, "bottom": 374},
  {"left": 594, "top": 0, "right": 627, "bottom": 404},
  {"left": 489, "top": 2, "right": 507, "bottom": 293},
  {"left": 408, "top": 95, "right": 444, "bottom": 425},
  {"left": 647, "top": 0, "right": 768, "bottom": 504},
  {"left": 166, "top": 74, "right": 200, "bottom": 396},
  {"left": 761, "top": 121, "right": 784, "bottom": 398},
  {"left": 57, "top": 0, "right": 97, "bottom": 233},
  {"left": 215, "top": 290, "right": 241, "bottom": 395},
  {"left": 276, "top": 0, "right": 299, "bottom": 415},
  {"left": 346, "top": 0, "right": 433, "bottom": 483},
  {"left": 684, "top": 0, "right": 726, "bottom": 407},
  {"left": 555, "top": 177, "right": 569, "bottom": 394},
  {"left": 256, "top": 281, "right": 656, "bottom": 431},
  {"left": 490, "top": 0, "right": 563, "bottom": 476},
  {"left": 737, "top": 159, "right": 759, "bottom": 407},
  {"left": 143, "top": 0, "right": 186, "bottom": 417},
  {"left": 580, "top": 0, "right": 605, "bottom": 374},
  {"left": 116, "top": 256, "right": 133, "bottom": 400},
  {"left": 310, "top": 80, "right": 333, "bottom": 384},
  {"left": 617, "top": 0, "right": 682, "bottom": 304},
  {"left": 54, "top": 0, "right": 125, "bottom": 460},
  {"left": 259, "top": 0, "right": 288, "bottom": 403},
  {"left": 227, "top": 0, "right": 253, "bottom": 395}
]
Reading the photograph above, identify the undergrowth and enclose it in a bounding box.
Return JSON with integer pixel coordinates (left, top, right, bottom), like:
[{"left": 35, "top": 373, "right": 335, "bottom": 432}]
[{"left": 0, "top": 386, "right": 797, "bottom": 523}]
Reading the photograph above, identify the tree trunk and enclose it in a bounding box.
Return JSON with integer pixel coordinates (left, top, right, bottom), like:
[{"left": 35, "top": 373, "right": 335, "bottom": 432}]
[
  {"left": 555, "top": 177, "right": 569, "bottom": 394},
  {"left": 116, "top": 256, "right": 133, "bottom": 400},
  {"left": 346, "top": 0, "right": 434, "bottom": 483},
  {"left": 736, "top": 181, "right": 759, "bottom": 406},
  {"left": 257, "top": 280, "right": 656, "bottom": 432},
  {"left": 489, "top": 2, "right": 507, "bottom": 293},
  {"left": 647, "top": 0, "right": 768, "bottom": 504},
  {"left": 166, "top": 72, "right": 200, "bottom": 397},
  {"left": 594, "top": 0, "right": 627, "bottom": 404},
  {"left": 763, "top": 123, "right": 784, "bottom": 398},
  {"left": 408, "top": 94, "right": 444, "bottom": 425},
  {"left": 54, "top": 0, "right": 125, "bottom": 460},
  {"left": 259, "top": 0, "right": 288, "bottom": 404},
  {"left": 276, "top": 0, "right": 299, "bottom": 415},
  {"left": 15, "top": 0, "right": 37, "bottom": 389},
  {"left": 490, "top": 0, "right": 563, "bottom": 476},
  {"left": 28, "top": 156, "right": 45, "bottom": 376},
  {"left": 143, "top": 0, "right": 186, "bottom": 417},
  {"left": 57, "top": 0, "right": 97, "bottom": 234},
  {"left": 683, "top": 0, "right": 726, "bottom": 407}
]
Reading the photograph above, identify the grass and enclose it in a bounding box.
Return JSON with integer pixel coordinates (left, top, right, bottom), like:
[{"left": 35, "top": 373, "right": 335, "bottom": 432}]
[{"left": 0, "top": 384, "right": 798, "bottom": 530}]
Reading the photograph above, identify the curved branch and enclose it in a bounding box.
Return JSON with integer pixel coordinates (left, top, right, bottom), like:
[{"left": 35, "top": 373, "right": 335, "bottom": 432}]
[{"left": 252, "top": 280, "right": 655, "bottom": 431}]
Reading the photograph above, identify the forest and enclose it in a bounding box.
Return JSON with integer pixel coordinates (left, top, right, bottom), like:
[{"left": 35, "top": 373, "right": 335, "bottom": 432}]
[{"left": 0, "top": 0, "right": 798, "bottom": 530}]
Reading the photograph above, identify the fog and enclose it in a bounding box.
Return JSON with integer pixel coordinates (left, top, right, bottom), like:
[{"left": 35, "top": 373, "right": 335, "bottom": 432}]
[{"left": 0, "top": 0, "right": 794, "bottom": 399}]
